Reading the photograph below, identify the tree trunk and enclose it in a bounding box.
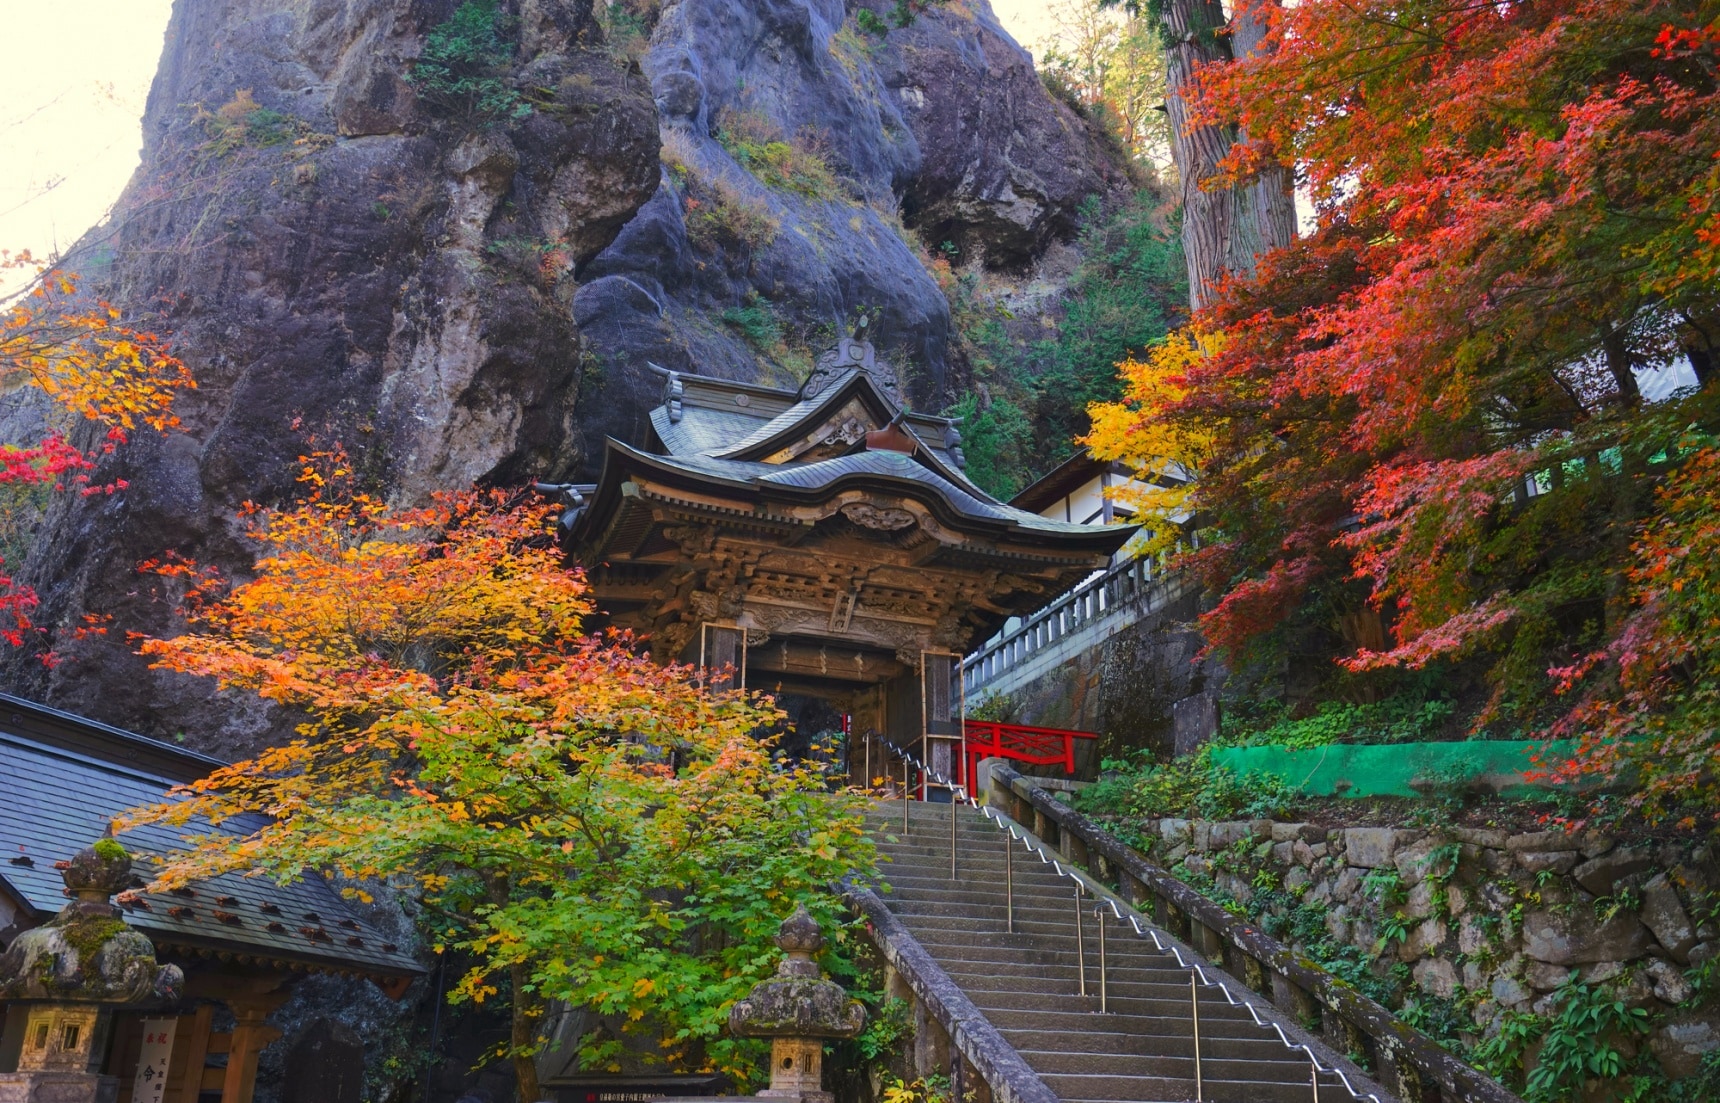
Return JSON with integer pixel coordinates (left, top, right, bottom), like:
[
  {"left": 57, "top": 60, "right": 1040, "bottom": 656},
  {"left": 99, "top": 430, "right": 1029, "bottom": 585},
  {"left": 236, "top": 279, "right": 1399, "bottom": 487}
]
[
  {"left": 512, "top": 961, "right": 544, "bottom": 1103},
  {"left": 1162, "top": 0, "right": 1296, "bottom": 309}
]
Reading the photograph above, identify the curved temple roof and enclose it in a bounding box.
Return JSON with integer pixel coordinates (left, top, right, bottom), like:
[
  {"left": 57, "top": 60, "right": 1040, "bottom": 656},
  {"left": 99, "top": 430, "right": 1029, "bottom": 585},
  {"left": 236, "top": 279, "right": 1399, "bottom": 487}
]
[
  {"left": 561, "top": 351, "right": 1135, "bottom": 693},
  {"left": 573, "top": 362, "right": 1128, "bottom": 551}
]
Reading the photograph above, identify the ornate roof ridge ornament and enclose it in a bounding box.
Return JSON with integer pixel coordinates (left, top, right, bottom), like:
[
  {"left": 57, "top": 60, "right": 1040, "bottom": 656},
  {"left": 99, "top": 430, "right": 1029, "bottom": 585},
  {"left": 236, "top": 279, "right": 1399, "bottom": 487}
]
[{"left": 800, "top": 315, "right": 903, "bottom": 406}]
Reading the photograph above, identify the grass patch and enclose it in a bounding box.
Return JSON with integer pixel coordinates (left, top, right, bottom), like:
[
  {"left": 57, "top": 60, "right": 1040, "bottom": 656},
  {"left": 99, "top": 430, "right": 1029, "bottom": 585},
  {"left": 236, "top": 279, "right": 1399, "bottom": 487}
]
[
  {"left": 662, "top": 128, "right": 781, "bottom": 254},
  {"left": 716, "top": 110, "right": 843, "bottom": 200},
  {"left": 682, "top": 177, "right": 780, "bottom": 253},
  {"left": 721, "top": 295, "right": 785, "bottom": 350},
  {"left": 197, "top": 90, "right": 303, "bottom": 157}
]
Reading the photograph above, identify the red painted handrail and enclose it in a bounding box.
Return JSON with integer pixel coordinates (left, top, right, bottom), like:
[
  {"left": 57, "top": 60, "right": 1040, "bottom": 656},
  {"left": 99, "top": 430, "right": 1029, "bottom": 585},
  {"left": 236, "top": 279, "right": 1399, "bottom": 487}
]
[{"left": 957, "top": 719, "right": 1098, "bottom": 790}]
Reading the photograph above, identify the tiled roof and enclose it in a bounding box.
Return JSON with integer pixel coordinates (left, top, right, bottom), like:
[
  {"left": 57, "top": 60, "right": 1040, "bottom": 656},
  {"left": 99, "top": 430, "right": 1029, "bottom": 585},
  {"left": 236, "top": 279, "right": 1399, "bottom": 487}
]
[
  {"left": 650, "top": 403, "right": 763, "bottom": 456},
  {"left": 0, "top": 700, "right": 421, "bottom": 978}
]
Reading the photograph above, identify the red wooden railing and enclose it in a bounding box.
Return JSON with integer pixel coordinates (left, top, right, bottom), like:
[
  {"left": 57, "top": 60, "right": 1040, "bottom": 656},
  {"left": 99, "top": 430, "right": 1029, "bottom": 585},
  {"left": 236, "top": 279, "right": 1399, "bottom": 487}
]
[{"left": 956, "top": 720, "right": 1098, "bottom": 791}]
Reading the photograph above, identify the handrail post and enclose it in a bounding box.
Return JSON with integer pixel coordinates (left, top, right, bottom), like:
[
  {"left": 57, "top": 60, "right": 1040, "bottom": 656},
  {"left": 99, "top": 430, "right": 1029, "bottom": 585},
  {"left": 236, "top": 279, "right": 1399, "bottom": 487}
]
[
  {"left": 1096, "top": 905, "right": 1108, "bottom": 1014},
  {"left": 1005, "top": 830, "right": 1014, "bottom": 933},
  {"left": 1311, "top": 1061, "right": 1320, "bottom": 1103},
  {"left": 902, "top": 756, "right": 910, "bottom": 835},
  {"left": 864, "top": 732, "right": 872, "bottom": 793},
  {"left": 1191, "top": 971, "right": 1203, "bottom": 1103},
  {"left": 949, "top": 784, "right": 958, "bottom": 880},
  {"left": 1074, "top": 885, "right": 1087, "bottom": 997}
]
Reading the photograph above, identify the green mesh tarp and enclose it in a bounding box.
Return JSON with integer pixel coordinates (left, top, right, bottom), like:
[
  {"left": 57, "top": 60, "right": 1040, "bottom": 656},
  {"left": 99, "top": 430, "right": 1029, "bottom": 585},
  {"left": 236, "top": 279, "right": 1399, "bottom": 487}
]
[{"left": 1209, "top": 740, "right": 1579, "bottom": 798}]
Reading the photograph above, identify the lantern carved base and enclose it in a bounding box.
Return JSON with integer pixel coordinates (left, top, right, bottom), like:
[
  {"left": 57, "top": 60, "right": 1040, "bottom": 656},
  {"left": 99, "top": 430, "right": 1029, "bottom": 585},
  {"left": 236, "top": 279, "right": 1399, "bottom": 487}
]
[
  {"left": 0, "top": 1072, "right": 119, "bottom": 1103},
  {"left": 758, "top": 1037, "right": 830, "bottom": 1103}
]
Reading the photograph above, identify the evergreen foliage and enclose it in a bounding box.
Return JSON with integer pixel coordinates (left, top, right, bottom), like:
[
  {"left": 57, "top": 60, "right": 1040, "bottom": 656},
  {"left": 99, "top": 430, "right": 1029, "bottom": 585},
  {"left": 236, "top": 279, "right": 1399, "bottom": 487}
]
[
  {"left": 409, "top": 0, "right": 529, "bottom": 120},
  {"left": 949, "top": 191, "right": 1184, "bottom": 499}
]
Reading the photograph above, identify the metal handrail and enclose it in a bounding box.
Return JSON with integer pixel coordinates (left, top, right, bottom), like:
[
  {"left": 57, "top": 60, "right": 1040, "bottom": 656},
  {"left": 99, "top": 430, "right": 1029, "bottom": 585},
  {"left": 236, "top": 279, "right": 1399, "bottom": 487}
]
[
  {"left": 994, "top": 765, "right": 1528, "bottom": 1103},
  {"left": 864, "top": 734, "right": 1386, "bottom": 1103}
]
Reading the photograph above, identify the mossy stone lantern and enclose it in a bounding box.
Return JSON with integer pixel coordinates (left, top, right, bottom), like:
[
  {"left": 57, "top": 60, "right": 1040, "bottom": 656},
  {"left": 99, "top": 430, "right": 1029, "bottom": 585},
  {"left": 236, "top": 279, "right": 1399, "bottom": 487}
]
[
  {"left": 728, "top": 906, "right": 865, "bottom": 1103},
  {"left": 0, "top": 840, "right": 183, "bottom": 1103}
]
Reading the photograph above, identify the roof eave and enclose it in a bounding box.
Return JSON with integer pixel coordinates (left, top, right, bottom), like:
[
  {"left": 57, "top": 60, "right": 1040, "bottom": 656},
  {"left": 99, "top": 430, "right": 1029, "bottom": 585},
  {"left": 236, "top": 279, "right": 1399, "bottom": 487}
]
[{"left": 579, "top": 441, "right": 1138, "bottom": 556}]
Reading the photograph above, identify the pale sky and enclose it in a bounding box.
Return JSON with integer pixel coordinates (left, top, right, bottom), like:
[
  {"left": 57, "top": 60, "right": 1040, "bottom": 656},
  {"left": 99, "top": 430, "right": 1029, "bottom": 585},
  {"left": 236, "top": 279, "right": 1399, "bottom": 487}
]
[{"left": 0, "top": 1, "right": 1054, "bottom": 292}]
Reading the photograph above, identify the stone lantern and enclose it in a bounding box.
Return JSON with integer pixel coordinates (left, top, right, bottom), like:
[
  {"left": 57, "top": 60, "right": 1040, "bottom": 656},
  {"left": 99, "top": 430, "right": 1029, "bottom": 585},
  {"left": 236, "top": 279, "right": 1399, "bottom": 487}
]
[
  {"left": 0, "top": 840, "right": 183, "bottom": 1103},
  {"left": 728, "top": 906, "right": 866, "bottom": 1103}
]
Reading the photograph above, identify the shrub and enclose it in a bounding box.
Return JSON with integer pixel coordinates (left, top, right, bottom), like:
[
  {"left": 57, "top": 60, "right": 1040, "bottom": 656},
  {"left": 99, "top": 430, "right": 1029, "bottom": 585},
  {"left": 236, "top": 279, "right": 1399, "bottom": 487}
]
[
  {"left": 856, "top": 0, "right": 948, "bottom": 34},
  {"left": 682, "top": 177, "right": 780, "bottom": 254},
  {"left": 1223, "top": 691, "right": 1458, "bottom": 749},
  {"left": 409, "top": 0, "right": 529, "bottom": 121},
  {"left": 716, "top": 110, "right": 843, "bottom": 200},
  {"left": 198, "top": 90, "right": 298, "bottom": 157},
  {"left": 721, "top": 296, "right": 785, "bottom": 350},
  {"left": 1077, "top": 748, "right": 1297, "bottom": 821}
]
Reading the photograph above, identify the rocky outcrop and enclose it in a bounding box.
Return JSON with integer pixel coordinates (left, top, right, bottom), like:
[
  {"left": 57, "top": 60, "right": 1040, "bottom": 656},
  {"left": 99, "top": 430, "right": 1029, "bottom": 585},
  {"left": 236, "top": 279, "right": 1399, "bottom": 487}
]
[
  {"left": 7, "top": 0, "right": 660, "bottom": 753},
  {"left": 5, "top": 0, "right": 1125, "bottom": 749},
  {"left": 572, "top": 0, "right": 1130, "bottom": 466}
]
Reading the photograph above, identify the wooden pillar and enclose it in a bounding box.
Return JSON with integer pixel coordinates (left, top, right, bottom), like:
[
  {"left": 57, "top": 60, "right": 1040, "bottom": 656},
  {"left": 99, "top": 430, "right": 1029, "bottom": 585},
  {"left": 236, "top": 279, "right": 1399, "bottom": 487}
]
[
  {"left": 168, "top": 1005, "right": 214, "bottom": 1103},
  {"left": 181, "top": 973, "right": 291, "bottom": 1103},
  {"left": 219, "top": 998, "right": 284, "bottom": 1103}
]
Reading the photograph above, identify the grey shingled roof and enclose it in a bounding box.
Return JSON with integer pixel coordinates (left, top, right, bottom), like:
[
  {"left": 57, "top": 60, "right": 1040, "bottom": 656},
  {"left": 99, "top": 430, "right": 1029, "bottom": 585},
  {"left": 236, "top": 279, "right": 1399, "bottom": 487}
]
[
  {"left": 0, "top": 715, "right": 421, "bottom": 978},
  {"left": 650, "top": 403, "right": 765, "bottom": 457}
]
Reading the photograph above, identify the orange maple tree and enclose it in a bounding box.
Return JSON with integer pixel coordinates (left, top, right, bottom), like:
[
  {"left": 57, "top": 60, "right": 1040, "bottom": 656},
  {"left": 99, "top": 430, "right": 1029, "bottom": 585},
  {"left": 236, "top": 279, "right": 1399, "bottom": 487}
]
[
  {"left": 0, "top": 251, "right": 195, "bottom": 645},
  {"left": 121, "top": 454, "right": 873, "bottom": 1096}
]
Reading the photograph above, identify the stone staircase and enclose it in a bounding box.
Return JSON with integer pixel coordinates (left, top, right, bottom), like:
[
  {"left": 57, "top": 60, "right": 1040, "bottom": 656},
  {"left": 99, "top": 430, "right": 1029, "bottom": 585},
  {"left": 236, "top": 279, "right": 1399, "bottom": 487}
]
[{"left": 865, "top": 801, "right": 1377, "bottom": 1103}]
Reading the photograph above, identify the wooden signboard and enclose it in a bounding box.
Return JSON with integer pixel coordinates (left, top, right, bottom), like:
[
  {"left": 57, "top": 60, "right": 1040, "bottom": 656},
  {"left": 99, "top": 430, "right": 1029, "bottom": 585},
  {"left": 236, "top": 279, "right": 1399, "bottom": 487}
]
[{"left": 131, "top": 1018, "right": 176, "bottom": 1103}]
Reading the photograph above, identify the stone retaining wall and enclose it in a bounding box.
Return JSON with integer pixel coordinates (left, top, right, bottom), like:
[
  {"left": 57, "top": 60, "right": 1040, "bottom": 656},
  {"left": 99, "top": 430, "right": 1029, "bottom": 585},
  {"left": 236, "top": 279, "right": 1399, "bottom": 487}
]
[{"left": 1131, "top": 815, "right": 1720, "bottom": 1081}]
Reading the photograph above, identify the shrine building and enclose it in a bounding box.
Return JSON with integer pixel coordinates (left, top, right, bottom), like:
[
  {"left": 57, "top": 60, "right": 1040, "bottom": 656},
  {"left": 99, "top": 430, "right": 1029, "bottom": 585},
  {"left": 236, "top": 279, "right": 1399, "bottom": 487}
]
[{"left": 556, "top": 326, "right": 1134, "bottom": 783}]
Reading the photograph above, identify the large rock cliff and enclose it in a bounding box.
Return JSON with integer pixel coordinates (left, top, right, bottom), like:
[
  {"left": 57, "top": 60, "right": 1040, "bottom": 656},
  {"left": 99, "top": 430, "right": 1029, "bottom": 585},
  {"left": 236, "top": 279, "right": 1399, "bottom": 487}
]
[
  {"left": 7, "top": 0, "right": 1127, "bottom": 753},
  {"left": 573, "top": 0, "right": 1130, "bottom": 458}
]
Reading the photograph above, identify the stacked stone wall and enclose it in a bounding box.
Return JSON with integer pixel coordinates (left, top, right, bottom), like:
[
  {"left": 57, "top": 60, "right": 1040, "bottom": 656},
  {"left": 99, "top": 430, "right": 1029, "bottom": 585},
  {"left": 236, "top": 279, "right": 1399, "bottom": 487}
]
[{"left": 1126, "top": 815, "right": 1720, "bottom": 1080}]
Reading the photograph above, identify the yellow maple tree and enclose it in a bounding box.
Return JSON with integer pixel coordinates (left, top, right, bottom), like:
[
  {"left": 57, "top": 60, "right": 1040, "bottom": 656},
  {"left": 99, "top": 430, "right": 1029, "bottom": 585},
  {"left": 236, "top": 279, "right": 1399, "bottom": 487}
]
[{"left": 1082, "top": 327, "right": 1219, "bottom": 557}]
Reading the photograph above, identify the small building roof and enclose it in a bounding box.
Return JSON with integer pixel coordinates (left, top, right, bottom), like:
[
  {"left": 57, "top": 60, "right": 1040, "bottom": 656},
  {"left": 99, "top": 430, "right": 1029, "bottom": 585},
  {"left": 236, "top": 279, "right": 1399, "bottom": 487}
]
[
  {"left": 0, "top": 695, "right": 421, "bottom": 980},
  {"left": 1010, "top": 452, "right": 1117, "bottom": 515}
]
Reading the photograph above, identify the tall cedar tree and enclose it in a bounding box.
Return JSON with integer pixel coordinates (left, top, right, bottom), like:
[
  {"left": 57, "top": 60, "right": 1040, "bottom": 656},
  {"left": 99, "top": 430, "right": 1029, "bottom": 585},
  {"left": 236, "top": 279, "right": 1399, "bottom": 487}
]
[
  {"left": 1104, "top": 0, "right": 1296, "bottom": 303},
  {"left": 1097, "top": 1, "right": 1720, "bottom": 819},
  {"left": 119, "top": 458, "right": 873, "bottom": 1095}
]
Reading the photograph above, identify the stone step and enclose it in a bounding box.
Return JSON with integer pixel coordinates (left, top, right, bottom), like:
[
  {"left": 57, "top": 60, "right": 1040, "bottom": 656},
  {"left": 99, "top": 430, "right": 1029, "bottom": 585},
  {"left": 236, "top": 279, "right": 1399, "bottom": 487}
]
[
  {"left": 980, "top": 1006, "right": 1281, "bottom": 1039},
  {"left": 895, "top": 930, "right": 1194, "bottom": 970},
  {"left": 873, "top": 870, "right": 1078, "bottom": 895},
  {"left": 1043, "top": 1072, "right": 1327, "bottom": 1103},
  {"left": 878, "top": 895, "right": 1122, "bottom": 923},
  {"left": 949, "top": 975, "right": 1243, "bottom": 1005},
  {"left": 1018, "top": 1047, "right": 1328, "bottom": 1083},
  {"left": 999, "top": 1027, "right": 1300, "bottom": 1062},
  {"left": 884, "top": 909, "right": 1154, "bottom": 941},
  {"left": 962, "top": 989, "right": 1274, "bottom": 1024}
]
